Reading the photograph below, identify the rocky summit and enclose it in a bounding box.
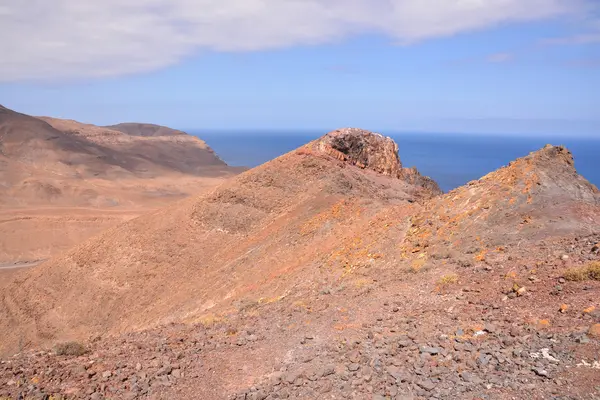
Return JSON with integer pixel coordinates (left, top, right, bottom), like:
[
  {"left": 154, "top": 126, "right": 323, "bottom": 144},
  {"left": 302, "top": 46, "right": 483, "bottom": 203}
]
[{"left": 1, "top": 129, "right": 599, "bottom": 400}]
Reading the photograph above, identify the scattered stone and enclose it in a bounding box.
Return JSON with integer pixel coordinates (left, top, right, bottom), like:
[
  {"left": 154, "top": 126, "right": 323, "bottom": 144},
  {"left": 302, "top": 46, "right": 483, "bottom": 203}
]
[
  {"left": 576, "top": 335, "right": 590, "bottom": 344},
  {"left": 417, "top": 379, "right": 436, "bottom": 391},
  {"left": 284, "top": 369, "right": 303, "bottom": 384},
  {"left": 540, "top": 348, "right": 560, "bottom": 363},
  {"left": 347, "top": 363, "right": 360, "bottom": 372},
  {"left": 419, "top": 346, "right": 440, "bottom": 355},
  {"left": 156, "top": 365, "right": 172, "bottom": 376},
  {"left": 588, "top": 324, "right": 600, "bottom": 338},
  {"left": 533, "top": 368, "right": 549, "bottom": 378},
  {"left": 460, "top": 371, "right": 481, "bottom": 384},
  {"left": 559, "top": 304, "right": 569, "bottom": 313}
]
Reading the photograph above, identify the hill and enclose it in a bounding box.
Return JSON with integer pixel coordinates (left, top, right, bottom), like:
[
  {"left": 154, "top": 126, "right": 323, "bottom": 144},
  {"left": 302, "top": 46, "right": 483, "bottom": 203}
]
[
  {"left": 0, "top": 105, "right": 243, "bottom": 263},
  {"left": 39, "top": 117, "right": 229, "bottom": 175},
  {"left": 0, "top": 129, "right": 599, "bottom": 399}
]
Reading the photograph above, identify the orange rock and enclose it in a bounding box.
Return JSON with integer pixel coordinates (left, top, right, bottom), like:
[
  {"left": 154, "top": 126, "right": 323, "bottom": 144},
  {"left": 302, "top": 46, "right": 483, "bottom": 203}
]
[
  {"left": 505, "top": 271, "right": 517, "bottom": 279},
  {"left": 536, "top": 319, "right": 551, "bottom": 329},
  {"left": 588, "top": 324, "right": 600, "bottom": 338},
  {"left": 583, "top": 306, "right": 596, "bottom": 314},
  {"left": 559, "top": 304, "right": 569, "bottom": 313}
]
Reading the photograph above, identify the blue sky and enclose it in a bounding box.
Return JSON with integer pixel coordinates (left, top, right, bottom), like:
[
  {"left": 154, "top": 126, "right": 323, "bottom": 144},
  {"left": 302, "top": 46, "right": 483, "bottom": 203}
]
[{"left": 0, "top": 1, "right": 598, "bottom": 136}]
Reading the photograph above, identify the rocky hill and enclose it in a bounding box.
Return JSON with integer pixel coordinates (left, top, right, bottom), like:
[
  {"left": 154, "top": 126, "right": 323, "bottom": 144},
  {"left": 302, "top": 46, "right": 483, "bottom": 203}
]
[{"left": 1, "top": 129, "right": 599, "bottom": 400}]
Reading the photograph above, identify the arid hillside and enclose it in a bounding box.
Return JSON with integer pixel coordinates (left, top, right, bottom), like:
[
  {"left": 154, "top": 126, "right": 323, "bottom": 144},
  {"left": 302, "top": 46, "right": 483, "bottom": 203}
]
[
  {"left": 1, "top": 129, "right": 599, "bottom": 400},
  {"left": 0, "top": 105, "right": 243, "bottom": 264}
]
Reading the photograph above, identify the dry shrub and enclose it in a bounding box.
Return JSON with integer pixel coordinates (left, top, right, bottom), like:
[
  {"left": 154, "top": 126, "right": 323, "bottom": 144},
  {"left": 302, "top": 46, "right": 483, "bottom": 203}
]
[
  {"left": 54, "top": 341, "right": 88, "bottom": 356},
  {"left": 197, "top": 314, "right": 223, "bottom": 327},
  {"left": 564, "top": 262, "right": 600, "bottom": 282},
  {"left": 410, "top": 258, "right": 427, "bottom": 273},
  {"left": 438, "top": 273, "right": 459, "bottom": 285}
]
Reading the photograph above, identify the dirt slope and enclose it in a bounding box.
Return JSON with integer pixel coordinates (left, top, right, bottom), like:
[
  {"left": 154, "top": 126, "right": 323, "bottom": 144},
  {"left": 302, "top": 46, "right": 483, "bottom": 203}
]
[
  {"left": 1, "top": 130, "right": 599, "bottom": 400},
  {"left": 0, "top": 128, "right": 439, "bottom": 349}
]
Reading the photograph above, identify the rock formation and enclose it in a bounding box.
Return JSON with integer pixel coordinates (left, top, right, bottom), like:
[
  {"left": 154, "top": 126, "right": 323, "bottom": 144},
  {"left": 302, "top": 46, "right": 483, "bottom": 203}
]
[{"left": 309, "top": 128, "right": 404, "bottom": 178}]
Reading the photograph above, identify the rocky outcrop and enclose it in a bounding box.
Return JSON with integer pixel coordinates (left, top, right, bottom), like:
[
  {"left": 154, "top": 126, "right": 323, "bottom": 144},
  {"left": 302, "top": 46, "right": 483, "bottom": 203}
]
[
  {"left": 310, "top": 128, "right": 404, "bottom": 178},
  {"left": 402, "top": 166, "right": 443, "bottom": 197},
  {"left": 304, "top": 128, "right": 442, "bottom": 196}
]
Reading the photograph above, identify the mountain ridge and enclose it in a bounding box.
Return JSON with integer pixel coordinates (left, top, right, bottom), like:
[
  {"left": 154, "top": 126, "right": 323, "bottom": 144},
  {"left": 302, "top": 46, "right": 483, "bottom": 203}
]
[{"left": 1, "top": 128, "right": 599, "bottom": 400}]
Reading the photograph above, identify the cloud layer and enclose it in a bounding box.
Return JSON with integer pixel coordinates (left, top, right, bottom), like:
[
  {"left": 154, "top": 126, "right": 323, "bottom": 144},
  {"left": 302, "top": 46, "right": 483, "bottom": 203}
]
[{"left": 0, "top": 0, "right": 593, "bottom": 81}]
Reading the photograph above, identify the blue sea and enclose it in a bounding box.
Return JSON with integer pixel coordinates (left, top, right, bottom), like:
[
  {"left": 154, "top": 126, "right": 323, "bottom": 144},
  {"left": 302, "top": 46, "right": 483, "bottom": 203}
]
[{"left": 195, "top": 131, "right": 600, "bottom": 193}]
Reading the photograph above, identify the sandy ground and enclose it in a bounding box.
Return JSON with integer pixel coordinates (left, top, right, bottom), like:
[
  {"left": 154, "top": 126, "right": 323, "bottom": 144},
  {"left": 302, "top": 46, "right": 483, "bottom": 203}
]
[
  {"left": 0, "top": 207, "right": 148, "bottom": 264},
  {"left": 0, "top": 175, "right": 230, "bottom": 285}
]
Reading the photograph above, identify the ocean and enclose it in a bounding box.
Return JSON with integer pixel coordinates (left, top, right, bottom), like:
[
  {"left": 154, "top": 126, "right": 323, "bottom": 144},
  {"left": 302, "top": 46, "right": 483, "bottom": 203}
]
[{"left": 196, "top": 131, "right": 600, "bottom": 193}]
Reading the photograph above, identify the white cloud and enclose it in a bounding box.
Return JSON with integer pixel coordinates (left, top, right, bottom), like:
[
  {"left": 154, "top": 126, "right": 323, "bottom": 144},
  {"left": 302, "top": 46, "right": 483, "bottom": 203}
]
[{"left": 0, "top": 0, "right": 593, "bottom": 82}]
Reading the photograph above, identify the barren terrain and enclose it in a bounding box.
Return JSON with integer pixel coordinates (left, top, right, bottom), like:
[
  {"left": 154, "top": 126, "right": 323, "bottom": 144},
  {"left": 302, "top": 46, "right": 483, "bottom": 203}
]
[
  {"left": 0, "top": 105, "right": 243, "bottom": 268},
  {"left": 1, "top": 129, "right": 598, "bottom": 399}
]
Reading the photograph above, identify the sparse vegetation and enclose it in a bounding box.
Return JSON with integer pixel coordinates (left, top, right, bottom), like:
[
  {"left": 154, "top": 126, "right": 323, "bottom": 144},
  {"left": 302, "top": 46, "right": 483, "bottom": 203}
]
[
  {"left": 438, "top": 273, "right": 459, "bottom": 285},
  {"left": 410, "top": 258, "right": 427, "bottom": 273},
  {"left": 196, "top": 314, "right": 223, "bottom": 327},
  {"left": 53, "top": 341, "right": 88, "bottom": 356},
  {"left": 563, "top": 262, "right": 600, "bottom": 282}
]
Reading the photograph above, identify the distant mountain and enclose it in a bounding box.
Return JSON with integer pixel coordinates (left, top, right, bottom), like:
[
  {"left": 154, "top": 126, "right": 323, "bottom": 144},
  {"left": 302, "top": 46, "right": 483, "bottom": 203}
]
[
  {"left": 39, "top": 117, "right": 229, "bottom": 174},
  {"left": 0, "top": 105, "right": 242, "bottom": 208},
  {"left": 105, "top": 122, "right": 187, "bottom": 137}
]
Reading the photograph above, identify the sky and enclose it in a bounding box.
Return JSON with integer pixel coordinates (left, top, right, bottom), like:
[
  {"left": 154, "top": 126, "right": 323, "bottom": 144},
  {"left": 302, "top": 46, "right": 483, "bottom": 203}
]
[{"left": 0, "top": 0, "right": 599, "bottom": 136}]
